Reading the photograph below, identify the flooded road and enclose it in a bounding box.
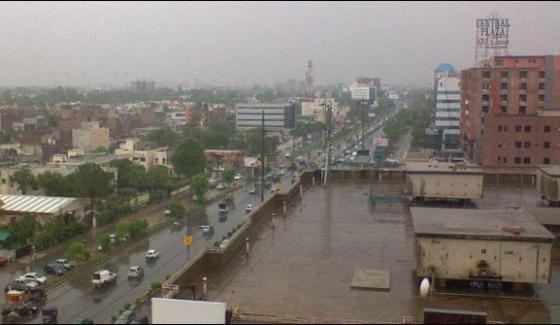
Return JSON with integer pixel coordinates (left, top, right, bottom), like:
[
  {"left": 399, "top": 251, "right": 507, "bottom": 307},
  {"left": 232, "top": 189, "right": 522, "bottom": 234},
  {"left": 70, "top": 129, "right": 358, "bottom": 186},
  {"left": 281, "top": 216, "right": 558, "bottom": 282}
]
[{"left": 13, "top": 176, "right": 293, "bottom": 324}]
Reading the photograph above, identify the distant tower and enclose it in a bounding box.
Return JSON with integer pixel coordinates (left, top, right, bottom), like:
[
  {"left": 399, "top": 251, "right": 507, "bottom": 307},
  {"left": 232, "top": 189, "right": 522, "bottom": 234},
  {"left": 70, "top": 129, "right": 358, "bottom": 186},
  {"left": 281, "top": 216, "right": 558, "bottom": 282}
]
[
  {"left": 305, "top": 60, "right": 314, "bottom": 98},
  {"left": 474, "top": 13, "right": 510, "bottom": 66}
]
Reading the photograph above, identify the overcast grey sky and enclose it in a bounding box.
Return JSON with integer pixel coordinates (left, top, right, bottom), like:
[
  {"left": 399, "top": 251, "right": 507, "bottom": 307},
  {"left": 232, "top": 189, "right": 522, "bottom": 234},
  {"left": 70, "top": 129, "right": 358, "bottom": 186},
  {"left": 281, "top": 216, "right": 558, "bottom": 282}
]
[{"left": 0, "top": 1, "right": 558, "bottom": 88}]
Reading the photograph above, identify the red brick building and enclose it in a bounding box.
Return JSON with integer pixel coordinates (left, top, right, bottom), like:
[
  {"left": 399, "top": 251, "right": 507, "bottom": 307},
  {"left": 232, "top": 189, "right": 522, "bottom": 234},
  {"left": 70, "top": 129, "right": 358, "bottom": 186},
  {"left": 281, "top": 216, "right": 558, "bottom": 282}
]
[{"left": 461, "top": 55, "right": 560, "bottom": 169}]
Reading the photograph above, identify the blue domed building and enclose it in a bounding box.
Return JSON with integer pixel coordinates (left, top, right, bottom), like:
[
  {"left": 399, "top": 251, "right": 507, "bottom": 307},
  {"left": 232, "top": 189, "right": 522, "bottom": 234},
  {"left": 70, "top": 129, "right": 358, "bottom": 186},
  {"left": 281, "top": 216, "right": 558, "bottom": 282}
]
[{"left": 432, "top": 63, "right": 462, "bottom": 155}]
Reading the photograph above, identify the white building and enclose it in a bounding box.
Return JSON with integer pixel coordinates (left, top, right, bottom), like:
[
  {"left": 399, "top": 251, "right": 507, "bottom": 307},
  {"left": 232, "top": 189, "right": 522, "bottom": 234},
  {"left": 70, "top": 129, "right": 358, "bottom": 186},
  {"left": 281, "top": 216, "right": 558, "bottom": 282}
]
[
  {"left": 235, "top": 103, "right": 296, "bottom": 130},
  {"left": 301, "top": 98, "right": 338, "bottom": 122},
  {"left": 434, "top": 64, "right": 461, "bottom": 153},
  {"left": 349, "top": 82, "right": 374, "bottom": 101},
  {"left": 114, "top": 139, "right": 171, "bottom": 171}
]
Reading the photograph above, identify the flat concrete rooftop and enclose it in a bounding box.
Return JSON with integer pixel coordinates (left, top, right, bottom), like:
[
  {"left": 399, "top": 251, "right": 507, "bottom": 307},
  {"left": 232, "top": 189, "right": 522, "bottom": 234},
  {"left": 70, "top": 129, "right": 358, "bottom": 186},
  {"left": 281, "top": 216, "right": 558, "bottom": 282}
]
[
  {"left": 405, "top": 161, "right": 483, "bottom": 175},
  {"left": 209, "top": 184, "right": 559, "bottom": 323},
  {"left": 538, "top": 165, "right": 560, "bottom": 177},
  {"left": 412, "top": 207, "right": 555, "bottom": 242}
]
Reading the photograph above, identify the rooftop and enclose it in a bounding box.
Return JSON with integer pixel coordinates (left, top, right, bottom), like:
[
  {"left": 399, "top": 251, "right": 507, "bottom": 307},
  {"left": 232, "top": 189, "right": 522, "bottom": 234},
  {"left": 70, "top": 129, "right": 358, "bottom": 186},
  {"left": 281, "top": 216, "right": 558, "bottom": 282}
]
[
  {"left": 527, "top": 207, "right": 560, "bottom": 227},
  {"left": 406, "top": 161, "right": 483, "bottom": 175},
  {"left": 411, "top": 207, "right": 555, "bottom": 242},
  {"left": 0, "top": 194, "right": 78, "bottom": 215},
  {"left": 537, "top": 165, "right": 560, "bottom": 177}
]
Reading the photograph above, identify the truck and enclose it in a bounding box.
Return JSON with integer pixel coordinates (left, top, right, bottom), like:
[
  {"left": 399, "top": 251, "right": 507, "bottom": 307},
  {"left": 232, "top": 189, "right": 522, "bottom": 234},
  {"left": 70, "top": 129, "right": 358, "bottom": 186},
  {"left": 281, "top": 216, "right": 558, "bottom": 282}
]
[
  {"left": 92, "top": 270, "right": 117, "bottom": 289},
  {"left": 373, "top": 138, "right": 389, "bottom": 162}
]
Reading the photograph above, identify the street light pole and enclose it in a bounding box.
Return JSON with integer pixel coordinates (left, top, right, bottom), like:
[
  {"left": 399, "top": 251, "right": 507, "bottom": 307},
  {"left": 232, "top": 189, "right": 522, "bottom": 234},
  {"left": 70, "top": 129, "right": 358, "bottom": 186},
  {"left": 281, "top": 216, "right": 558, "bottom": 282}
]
[{"left": 261, "top": 110, "right": 265, "bottom": 203}]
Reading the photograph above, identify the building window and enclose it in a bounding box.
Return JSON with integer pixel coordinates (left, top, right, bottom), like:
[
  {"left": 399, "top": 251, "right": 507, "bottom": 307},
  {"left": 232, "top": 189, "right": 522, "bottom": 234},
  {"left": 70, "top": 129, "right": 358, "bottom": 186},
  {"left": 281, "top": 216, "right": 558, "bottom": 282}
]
[
  {"left": 498, "top": 126, "right": 503, "bottom": 132},
  {"left": 519, "top": 106, "right": 526, "bottom": 114},
  {"left": 515, "top": 125, "right": 522, "bottom": 133},
  {"left": 524, "top": 141, "right": 531, "bottom": 148},
  {"left": 519, "top": 94, "right": 527, "bottom": 102},
  {"left": 515, "top": 141, "right": 522, "bottom": 148},
  {"left": 524, "top": 157, "right": 531, "bottom": 164},
  {"left": 519, "top": 83, "right": 527, "bottom": 90},
  {"left": 544, "top": 157, "right": 551, "bottom": 165},
  {"left": 501, "top": 83, "right": 508, "bottom": 90},
  {"left": 503, "top": 157, "right": 508, "bottom": 164},
  {"left": 520, "top": 71, "right": 528, "bottom": 78},
  {"left": 524, "top": 125, "right": 532, "bottom": 132},
  {"left": 481, "top": 117, "right": 485, "bottom": 125},
  {"left": 515, "top": 157, "right": 521, "bottom": 164},
  {"left": 482, "top": 94, "right": 490, "bottom": 101},
  {"left": 482, "top": 82, "right": 490, "bottom": 91},
  {"left": 544, "top": 126, "right": 551, "bottom": 133},
  {"left": 539, "top": 70, "right": 546, "bottom": 78},
  {"left": 539, "top": 83, "right": 545, "bottom": 90},
  {"left": 500, "top": 106, "right": 508, "bottom": 113},
  {"left": 539, "top": 94, "right": 545, "bottom": 102},
  {"left": 544, "top": 142, "right": 551, "bottom": 149},
  {"left": 500, "top": 70, "right": 508, "bottom": 78},
  {"left": 482, "top": 71, "right": 491, "bottom": 78},
  {"left": 140, "top": 157, "right": 146, "bottom": 162},
  {"left": 482, "top": 106, "right": 489, "bottom": 113},
  {"left": 500, "top": 94, "right": 508, "bottom": 102},
  {"left": 503, "top": 125, "right": 508, "bottom": 132}
]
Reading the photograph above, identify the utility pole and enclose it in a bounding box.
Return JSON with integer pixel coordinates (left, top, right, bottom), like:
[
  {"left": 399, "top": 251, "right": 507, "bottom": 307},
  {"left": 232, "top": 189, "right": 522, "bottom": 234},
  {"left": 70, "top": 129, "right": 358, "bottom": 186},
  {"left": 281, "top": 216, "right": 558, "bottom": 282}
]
[
  {"left": 261, "top": 110, "right": 265, "bottom": 203},
  {"left": 361, "top": 100, "right": 366, "bottom": 151},
  {"left": 324, "top": 102, "right": 332, "bottom": 186}
]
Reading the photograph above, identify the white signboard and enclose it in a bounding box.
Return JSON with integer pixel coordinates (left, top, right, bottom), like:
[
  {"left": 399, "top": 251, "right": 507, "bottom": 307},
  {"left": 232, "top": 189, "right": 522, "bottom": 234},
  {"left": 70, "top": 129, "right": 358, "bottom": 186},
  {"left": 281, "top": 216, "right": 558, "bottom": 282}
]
[{"left": 152, "top": 298, "right": 226, "bottom": 324}]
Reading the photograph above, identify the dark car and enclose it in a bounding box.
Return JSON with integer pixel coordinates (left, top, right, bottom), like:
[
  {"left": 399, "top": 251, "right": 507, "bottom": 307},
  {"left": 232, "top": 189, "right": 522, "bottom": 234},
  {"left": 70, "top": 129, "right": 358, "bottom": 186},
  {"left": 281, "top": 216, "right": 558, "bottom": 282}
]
[
  {"left": 43, "top": 264, "right": 66, "bottom": 276},
  {"left": 0, "top": 257, "right": 9, "bottom": 267},
  {"left": 4, "top": 282, "right": 29, "bottom": 294}
]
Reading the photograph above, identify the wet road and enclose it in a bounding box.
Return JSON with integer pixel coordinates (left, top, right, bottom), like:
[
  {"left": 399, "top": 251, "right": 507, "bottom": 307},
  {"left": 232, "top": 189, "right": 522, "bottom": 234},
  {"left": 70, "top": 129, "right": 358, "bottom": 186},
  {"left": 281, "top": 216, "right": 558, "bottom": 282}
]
[{"left": 17, "top": 176, "right": 293, "bottom": 324}]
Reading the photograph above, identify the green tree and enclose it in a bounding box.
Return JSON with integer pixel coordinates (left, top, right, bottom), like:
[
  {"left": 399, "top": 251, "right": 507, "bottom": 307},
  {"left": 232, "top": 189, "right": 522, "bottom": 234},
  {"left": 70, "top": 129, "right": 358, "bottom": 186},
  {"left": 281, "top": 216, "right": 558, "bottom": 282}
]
[
  {"left": 65, "top": 241, "right": 90, "bottom": 261},
  {"left": 191, "top": 173, "right": 209, "bottom": 203},
  {"left": 71, "top": 163, "right": 114, "bottom": 220},
  {"left": 146, "top": 165, "right": 173, "bottom": 197},
  {"left": 37, "top": 171, "right": 73, "bottom": 196},
  {"left": 110, "top": 159, "right": 146, "bottom": 190},
  {"left": 10, "top": 169, "right": 36, "bottom": 194},
  {"left": 94, "top": 146, "right": 108, "bottom": 153},
  {"left": 168, "top": 200, "right": 186, "bottom": 219},
  {"left": 7, "top": 215, "right": 38, "bottom": 248},
  {"left": 99, "top": 233, "right": 111, "bottom": 252},
  {"left": 172, "top": 138, "right": 207, "bottom": 179},
  {"left": 223, "top": 167, "right": 235, "bottom": 188},
  {"left": 147, "top": 129, "right": 180, "bottom": 149},
  {"left": 116, "top": 221, "right": 131, "bottom": 243}
]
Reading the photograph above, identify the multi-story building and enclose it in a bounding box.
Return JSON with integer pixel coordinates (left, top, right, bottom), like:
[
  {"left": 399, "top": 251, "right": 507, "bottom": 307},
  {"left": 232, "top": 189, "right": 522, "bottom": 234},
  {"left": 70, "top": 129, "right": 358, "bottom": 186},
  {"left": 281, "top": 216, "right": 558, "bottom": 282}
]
[
  {"left": 72, "top": 121, "right": 110, "bottom": 153},
  {"left": 235, "top": 103, "right": 296, "bottom": 130},
  {"left": 114, "top": 138, "right": 171, "bottom": 171},
  {"left": 301, "top": 98, "right": 338, "bottom": 122},
  {"left": 434, "top": 64, "right": 461, "bottom": 153},
  {"left": 461, "top": 55, "right": 560, "bottom": 169}
]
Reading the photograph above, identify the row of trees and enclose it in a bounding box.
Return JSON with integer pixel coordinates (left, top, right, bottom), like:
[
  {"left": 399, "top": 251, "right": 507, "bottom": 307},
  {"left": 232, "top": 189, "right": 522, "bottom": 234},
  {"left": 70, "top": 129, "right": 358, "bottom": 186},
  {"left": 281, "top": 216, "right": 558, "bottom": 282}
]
[{"left": 382, "top": 97, "right": 432, "bottom": 149}]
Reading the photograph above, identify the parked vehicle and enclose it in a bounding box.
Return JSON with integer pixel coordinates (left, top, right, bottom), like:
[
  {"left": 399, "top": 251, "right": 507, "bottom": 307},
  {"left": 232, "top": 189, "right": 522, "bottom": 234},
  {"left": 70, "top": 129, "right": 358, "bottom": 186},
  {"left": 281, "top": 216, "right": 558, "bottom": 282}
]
[
  {"left": 1, "top": 302, "right": 38, "bottom": 320},
  {"left": 270, "top": 187, "right": 277, "bottom": 193},
  {"left": 127, "top": 266, "right": 144, "bottom": 280},
  {"left": 43, "top": 264, "right": 66, "bottom": 276},
  {"left": 216, "top": 183, "right": 225, "bottom": 190},
  {"left": 92, "top": 270, "right": 117, "bottom": 289},
  {"left": 248, "top": 188, "right": 257, "bottom": 195},
  {"left": 55, "top": 259, "right": 74, "bottom": 270},
  {"left": 17, "top": 273, "right": 47, "bottom": 285},
  {"left": 0, "top": 257, "right": 9, "bottom": 267},
  {"left": 145, "top": 249, "right": 160, "bottom": 259},
  {"left": 4, "top": 282, "right": 29, "bottom": 294},
  {"left": 10, "top": 279, "right": 39, "bottom": 290},
  {"left": 234, "top": 173, "right": 242, "bottom": 181}
]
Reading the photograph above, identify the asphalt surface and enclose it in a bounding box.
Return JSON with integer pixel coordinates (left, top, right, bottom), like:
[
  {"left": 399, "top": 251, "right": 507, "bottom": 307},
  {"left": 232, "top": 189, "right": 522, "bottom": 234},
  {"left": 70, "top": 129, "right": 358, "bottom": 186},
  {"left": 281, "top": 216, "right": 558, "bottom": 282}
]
[{"left": 13, "top": 175, "right": 293, "bottom": 324}]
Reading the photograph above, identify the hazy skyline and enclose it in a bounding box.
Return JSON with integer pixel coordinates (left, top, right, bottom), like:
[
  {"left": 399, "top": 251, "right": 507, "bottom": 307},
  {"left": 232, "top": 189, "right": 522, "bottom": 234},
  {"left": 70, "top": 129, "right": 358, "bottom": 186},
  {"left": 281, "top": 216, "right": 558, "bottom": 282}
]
[{"left": 0, "top": 1, "right": 559, "bottom": 88}]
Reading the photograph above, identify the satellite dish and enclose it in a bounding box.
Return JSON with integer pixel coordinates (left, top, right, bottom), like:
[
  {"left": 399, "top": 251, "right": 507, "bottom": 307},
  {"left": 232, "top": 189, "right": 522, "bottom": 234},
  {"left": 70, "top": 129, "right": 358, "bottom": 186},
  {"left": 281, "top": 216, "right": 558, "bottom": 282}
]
[{"left": 419, "top": 278, "right": 430, "bottom": 297}]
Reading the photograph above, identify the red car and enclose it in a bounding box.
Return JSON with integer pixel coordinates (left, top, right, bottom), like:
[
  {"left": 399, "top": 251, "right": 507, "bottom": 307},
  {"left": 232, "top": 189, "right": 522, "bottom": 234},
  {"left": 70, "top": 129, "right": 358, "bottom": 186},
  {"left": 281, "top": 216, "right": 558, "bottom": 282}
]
[{"left": 0, "top": 257, "right": 9, "bottom": 266}]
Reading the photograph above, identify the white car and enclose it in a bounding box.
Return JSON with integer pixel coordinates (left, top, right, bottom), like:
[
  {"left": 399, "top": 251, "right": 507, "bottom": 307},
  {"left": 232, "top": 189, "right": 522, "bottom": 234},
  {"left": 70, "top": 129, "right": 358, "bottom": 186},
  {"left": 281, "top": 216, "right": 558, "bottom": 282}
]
[
  {"left": 216, "top": 183, "right": 225, "bottom": 190},
  {"left": 55, "top": 259, "right": 74, "bottom": 270},
  {"left": 234, "top": 173, "right": 242, "bottom": 181},
  {"left": 17, "top": 272, "right": 47, "bottom": 285},
  {"left": 245, "top": 204, "right": 254, "bottom": 213},
  {"left": 270, "top": 187, "right": 277, "bottom": 193},
  {"left": 145, "top": 249, "right": 160, "bottom": 259}
]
